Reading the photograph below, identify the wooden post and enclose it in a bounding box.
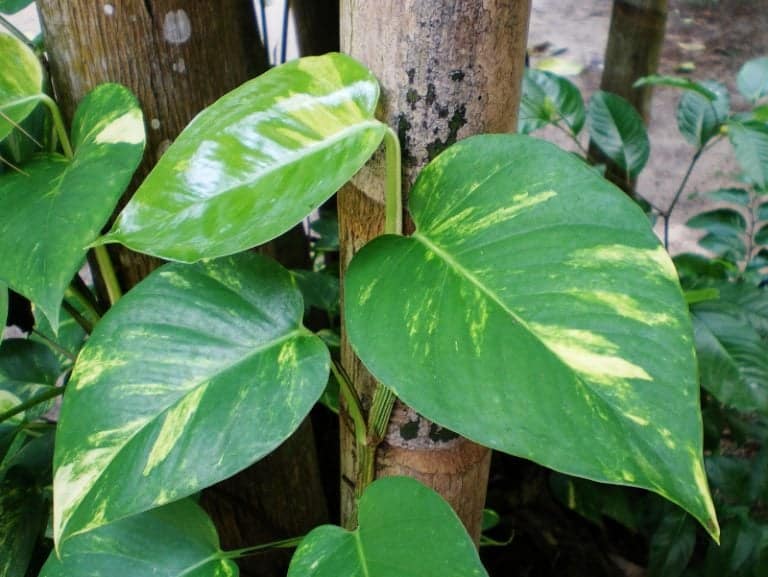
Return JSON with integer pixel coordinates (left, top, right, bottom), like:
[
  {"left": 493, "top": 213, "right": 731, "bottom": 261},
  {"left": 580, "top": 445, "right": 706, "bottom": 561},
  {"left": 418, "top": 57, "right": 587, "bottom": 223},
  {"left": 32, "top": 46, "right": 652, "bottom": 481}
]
[{"left": 338, "top": 0, "right": 531, "bottom": 542}]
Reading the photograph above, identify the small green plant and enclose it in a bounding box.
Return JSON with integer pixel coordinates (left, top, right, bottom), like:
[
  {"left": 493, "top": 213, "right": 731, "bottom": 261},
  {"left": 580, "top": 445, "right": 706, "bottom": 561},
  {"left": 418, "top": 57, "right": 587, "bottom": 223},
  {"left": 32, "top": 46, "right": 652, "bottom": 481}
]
[
  {"left": 0, "top": 25, "right": 725, "bottom": 577},
  {"left": 519, "top": 55, "right": 768, "bottom": 576}
]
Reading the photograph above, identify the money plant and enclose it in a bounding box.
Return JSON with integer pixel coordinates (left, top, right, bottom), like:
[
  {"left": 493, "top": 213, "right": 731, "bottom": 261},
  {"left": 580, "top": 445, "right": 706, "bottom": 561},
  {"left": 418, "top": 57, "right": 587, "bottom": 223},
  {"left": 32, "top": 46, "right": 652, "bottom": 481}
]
[{"left": 0, "top": 28, "right": 720, "bottom": 577}]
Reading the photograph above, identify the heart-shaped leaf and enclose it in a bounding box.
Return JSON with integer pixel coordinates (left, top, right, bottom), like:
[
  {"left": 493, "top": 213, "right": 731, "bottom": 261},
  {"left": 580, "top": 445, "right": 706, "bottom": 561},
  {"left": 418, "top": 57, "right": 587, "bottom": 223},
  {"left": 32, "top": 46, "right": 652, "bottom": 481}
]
[
  {"left": 288, "top": 476, "right": 488, "bottom": 577},
  {"left": 345, "top": 134, "right": 718, "bottom": 538},
  {"left": 737, "top": 56, "right": 768, "bottom": 103},
  {"left": 0, "top": 83, "right": 145, "bottom": 332},
  {"left": 0, "top": 32, "right": 43, "bottom": 142},
  {"left": 692, "top": 300, "right": 768, "bottom": 415},
  {"left": 100, "top": 53, "right": 387, "bottom": 263},
  {"left": 519, "top": 69, "right": 585, "bottom": 135},
  {"left": 0, "top": 473, "right": 48, "bottom": 577},
  {"left": 588, "top": 91, "right": 649, "bottom": 178},
  {"left": 728, "top": 121, "right": 768, "bottom": 190},
  {"left": 53, "top": 253, "right": 330, "bottom": 545},
  {"left": 677, "top": 80, "right": 729, "bottom": 148},
  {"left": 42, "top": 499, "right": 237, "bottom": 577}
]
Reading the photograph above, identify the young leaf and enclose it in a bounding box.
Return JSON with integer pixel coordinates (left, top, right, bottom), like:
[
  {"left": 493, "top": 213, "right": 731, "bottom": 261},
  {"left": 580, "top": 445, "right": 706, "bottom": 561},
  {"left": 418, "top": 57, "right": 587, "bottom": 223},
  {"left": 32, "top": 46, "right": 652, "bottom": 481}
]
[
  {"left": 737, "top": 56, "right": 768, "bottom": 103},
  {"left": 634, "top": 75, "right": 717, "bottom": 100},
  {"left": 41, "top": 499, "right": 237, "bottom": 577},
  {"left": 705, "top": 188, "right": 751, "bottom": 206},
  {"left": 676, "top": 80, "right": 729, "bottom": 147},
  {"left": 53, "top": 253, "right": 330, "bottom": 545},
  {"left": 692, "top": 301, "right": 768, "bottom": 415},
  {"left": 287, "top": 477, "right": 488, "bottom": 577},
  {"left": 587, "top": 91, "right": 649, "bottom": 178},
  {"left": 0, "top": 83, "right": 145, "bottom": 332},
  {"left": 686, "top": 208, "right": 747, "bottom": 238},
  {"left": 728, "top": 121, "right": 768, "bottom": 190},
  {"left": 100, "top": 53, "right": 387, "bottom": 263},
  {"left": 518, "top": 69, "right": 585, "bottom": 135},
  {"left": 647, "top": 510, "right": 696, "bottom": 577},
  {"left": 345, "top": 134, "right": 718, "bottom": 538},
  {"left": 0, "top": 32, "right": 43, "bottom": 142}
]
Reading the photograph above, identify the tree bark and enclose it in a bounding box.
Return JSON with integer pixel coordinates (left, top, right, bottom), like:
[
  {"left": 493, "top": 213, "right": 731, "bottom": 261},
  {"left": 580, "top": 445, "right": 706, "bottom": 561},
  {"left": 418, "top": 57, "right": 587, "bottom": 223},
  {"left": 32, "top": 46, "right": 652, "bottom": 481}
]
[
  {"left": 338, "top": 0, "right": 531, "bottom": 542},
  {"left": 36, "top": 4, "right": 325, "bottom": 575},
  {"left": 589, "top": 0, "right": 667, "bottom": 195}
]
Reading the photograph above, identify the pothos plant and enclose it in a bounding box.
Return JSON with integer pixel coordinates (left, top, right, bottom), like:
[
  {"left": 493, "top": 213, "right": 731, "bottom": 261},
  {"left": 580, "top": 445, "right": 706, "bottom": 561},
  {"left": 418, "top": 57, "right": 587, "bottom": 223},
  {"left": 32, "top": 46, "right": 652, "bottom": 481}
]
[
  {"left": 519, "top": 56, "right": 768, "bottom": 575},
  {"left": 0, "top": 26, "right": 721, "bottom": 577}
]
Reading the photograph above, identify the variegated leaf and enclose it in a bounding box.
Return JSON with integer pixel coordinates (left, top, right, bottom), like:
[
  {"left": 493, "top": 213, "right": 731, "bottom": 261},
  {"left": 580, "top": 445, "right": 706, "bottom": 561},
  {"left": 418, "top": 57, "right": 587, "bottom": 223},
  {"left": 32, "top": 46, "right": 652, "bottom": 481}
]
[
  {"left": 53, "top": 253, "right": 329, "bottom": 545},
  {"left": 345, "top": 134, "right": 718, "bottom": 539},
  {"left": 100, "top": 53, "right": 386, "bottom": 262},
  {"left": 0, "top": 31, "right": 43, "bottom": 143},
  {"left": 42, "top": 499, "right": 237, "bottom": 577},
  {"left": 0, "top": 83, "right": 145, "bottom": 332}
]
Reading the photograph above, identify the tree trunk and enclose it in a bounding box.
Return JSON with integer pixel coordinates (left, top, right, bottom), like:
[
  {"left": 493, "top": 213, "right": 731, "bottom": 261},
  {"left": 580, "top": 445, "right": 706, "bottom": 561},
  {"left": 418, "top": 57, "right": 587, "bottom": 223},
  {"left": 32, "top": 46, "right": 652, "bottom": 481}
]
[
  {"left": 589, "top": 0, "right": 667, "bottom": 195},
  {"left": 36, "top": 4, "right": 325, "bottom": 575},
  {"left": 338, "top": 0, "right": 531, "bottom": 542}
]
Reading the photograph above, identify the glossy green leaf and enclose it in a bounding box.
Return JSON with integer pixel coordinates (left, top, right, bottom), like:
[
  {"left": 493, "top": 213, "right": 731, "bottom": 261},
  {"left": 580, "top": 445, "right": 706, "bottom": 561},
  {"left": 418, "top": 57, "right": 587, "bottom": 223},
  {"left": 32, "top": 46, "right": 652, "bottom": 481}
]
[
  {"left": 291, "top": 270, "right": 339, "bottom": 314},
  {"left": 519, "top": 69, "right": 585, "bottom": 135},
  {"left": 0, "top": 0, "right": 34, "bottom": 15},
  {"left": 737, "top": 57, "right": 768, "bottom": 103},
  {"left": 706, "top": 188, "right": 751, "bottom": 206},
  {"left": 677, "top": 80, "right": 729, "bottom": 147},
  {"left": 31, "top": 302, "right": 87, "bottom": 366},
  {"left": 692, "top": 300, "right": 768, "bottom": 414},
  {"left": 728, "top": 121, "right": 768, "bottom": 189},
  {"left": 0, "top": 339, "right": 60, "bottom": 424},
  {"left": 698, "top": 232, "right": 747, "bottom": 262},
  {"left": 0, "top": 83, "right": 145, "bottom": 332},
  {"left": 686, "top": 208, "right": 747, "bottom": 237},
  {"left": 716, "top": 282, "right": 768, "bottom": 339},
  {"left": 0, "top": 32, "right": 43, "bottom": 143},
  {"left": 346, "top": 134, "right": 718, "bottom": 538},
  {"left": 648, "top": 510, "right": 696, "bottom": 577},
  {"left": 53, "top": 253, "right": 330, "bottom": 545},
  {"left": 101, "top": 53, "right": 386, "bottom": 263},
  {"left": 42, "top": 499, "right": 237, "bottom": 577},
  {"left": 634, "top": 75, "right": 717, "bottom": 100},
  {"left": 587, "top": 91, "right": 649, "bottom": 177},
  {"left": 673, "top": 253, "right": 729, "bottom": 284},
  {"left": 703, "top": 513, "right": 763, "bottom": 577},
  {"left": 288, "top": 476, "right": 488, "bottom": 577}
]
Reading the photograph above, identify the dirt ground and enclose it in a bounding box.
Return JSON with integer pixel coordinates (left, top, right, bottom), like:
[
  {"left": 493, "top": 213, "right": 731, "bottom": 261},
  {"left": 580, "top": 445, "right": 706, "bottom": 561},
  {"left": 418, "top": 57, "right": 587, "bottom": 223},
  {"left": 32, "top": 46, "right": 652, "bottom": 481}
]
[{"left": 529, "top": 0, "right": 768, "bottom": 254}]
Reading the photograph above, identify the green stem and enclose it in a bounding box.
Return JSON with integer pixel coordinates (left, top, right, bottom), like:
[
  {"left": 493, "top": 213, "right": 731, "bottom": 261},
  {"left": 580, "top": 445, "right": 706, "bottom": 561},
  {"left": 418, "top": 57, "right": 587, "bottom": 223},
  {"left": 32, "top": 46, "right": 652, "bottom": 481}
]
[
  {"left": 40, "top": 94, "right": 74, "bottom": 159},
  {"left": 93, "top": 245, "right": 123, "bottom": 305},
  {"left": 383, "top": 126, "right": 403, "bottom": 235},
  {"left": 63, "top": 285, "right": 101, "bottom": 333},
  {"left": 222, "top": 536, "right": 303, "bottom": 559},
  {"left": 30, "top": 329, "right": 77, "bottom": 362},
  {"left": 367, "top": 385, "right": 396, "bottom": 445},
  {"left": 662, "top": 146, "right": 704, "bottom": 249},
  {"left": 0, "top": 386, "right": 65, "bottom": 424},
  {"left": 332, "top": 360, "right": 367, "bottom": 449},
  {"left": 0, "top": 14, "right": 32, "bottom": 46}
]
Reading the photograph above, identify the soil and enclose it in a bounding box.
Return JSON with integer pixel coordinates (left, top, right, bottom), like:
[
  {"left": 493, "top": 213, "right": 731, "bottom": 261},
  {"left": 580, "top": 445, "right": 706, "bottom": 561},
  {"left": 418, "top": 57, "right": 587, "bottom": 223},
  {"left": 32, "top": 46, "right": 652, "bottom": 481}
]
[{"left": 528, "top": 0, "right": 768, "bottom": 255}]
